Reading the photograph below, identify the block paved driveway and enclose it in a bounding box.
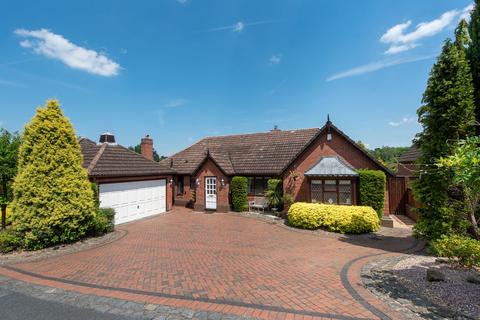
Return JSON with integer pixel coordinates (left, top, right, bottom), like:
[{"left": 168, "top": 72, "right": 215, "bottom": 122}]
[{"left": 0, "top": 208, "right": 419, "bottom": 320}]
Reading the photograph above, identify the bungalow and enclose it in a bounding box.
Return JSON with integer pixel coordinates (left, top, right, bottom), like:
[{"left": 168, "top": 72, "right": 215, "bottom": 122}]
[{"left": 161, "top": 119, "right": 397, "bottom": 225}]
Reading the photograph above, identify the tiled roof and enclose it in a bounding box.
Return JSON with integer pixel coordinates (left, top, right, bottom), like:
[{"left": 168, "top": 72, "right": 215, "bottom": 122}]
[
  {"left": 79, "top": 138, "right": 175, "bottom": 178},
  {"left": 162, "top": 123, "right": 395, "bottom": 177},
  {"left": 398, "top": 146, "right": 421, "bottom": 163},
  {"left": 304, "top": 156, "right": 359, "bottom": 177},
  {"left": 160, "top": 128, "right": 320, "bottom": 175}
]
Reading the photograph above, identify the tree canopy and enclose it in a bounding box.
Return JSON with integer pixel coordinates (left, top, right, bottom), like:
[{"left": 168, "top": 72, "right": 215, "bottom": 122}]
[
  {"left": 468, "top": 1, "right": 480, "bottom": 133},
  {"left": 0, "top": 129, "right": 21, "bottom": 228}
]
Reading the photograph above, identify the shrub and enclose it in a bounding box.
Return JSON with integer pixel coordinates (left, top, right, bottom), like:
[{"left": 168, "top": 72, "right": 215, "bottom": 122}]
[
  {"left": 11, "top": 99, "right": 96, "bottom": 250},
  {"left": 288, "top": 202, "right": 380, "bottom": 233},
  {"left": 0, "top": 229, "right": 20, "bottom": 253},
  {"left": 265, "top": 179, "right": 282, "bottom": 210},
  {"left": 89, "top": 208, "right": 115, "bottom": 236},
  {"left": 357, "top": 169, "right": 386, "bottom": 218},
  {"left": 430, "top": 235, "right": 480, "bottom": 268},
  {"left": 231, "top": 176, "right": 248, "bottom": 212}
]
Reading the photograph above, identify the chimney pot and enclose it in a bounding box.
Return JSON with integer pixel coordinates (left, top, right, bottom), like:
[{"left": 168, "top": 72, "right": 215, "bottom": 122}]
[{"left": 140, "top": 134, "right": 154, "bottom": 161}]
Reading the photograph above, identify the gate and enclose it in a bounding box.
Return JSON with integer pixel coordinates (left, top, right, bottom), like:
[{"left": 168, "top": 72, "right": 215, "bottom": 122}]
[{"left": 389, "top": 177, "right": 406, "bottom": 214}]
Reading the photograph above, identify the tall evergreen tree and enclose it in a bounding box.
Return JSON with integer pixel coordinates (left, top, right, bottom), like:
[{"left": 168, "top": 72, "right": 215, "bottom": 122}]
[
  {"left": 414, "top": 23, "right": 476, "bottom": 240},
  {"left": 11, "top": 100, "right": 95, "bottom": 249},
  {"left": 468, "top": 0, "right": 480, "bottom": 133}
]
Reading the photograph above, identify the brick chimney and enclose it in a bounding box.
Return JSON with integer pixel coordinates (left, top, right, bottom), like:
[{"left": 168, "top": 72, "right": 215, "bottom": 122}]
[{"left": 140, "top": 135, "right": 154, "bottom": 161}]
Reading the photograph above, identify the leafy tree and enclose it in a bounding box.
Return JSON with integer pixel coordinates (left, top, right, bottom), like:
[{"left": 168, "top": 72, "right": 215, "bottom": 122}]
[
  {"left": 437, "top": 136, "right": 480, "bottom": 239},
  {"left": 414, "top": 22, "right": 476, "bottom": 239},
  {"left": 11, "top": 99, "right": 96, "bottom": 249},
  {"left": 128, "top": 144, "right": 165, "bottom": 162},
  {"left": 468, "top": 1, "right": 480, "bottom": 133},
  {"left": 0, "top": 129, "right": 20, "bottom": 229},
  {"left": 369, "top": 146, "right": 409, "bottom": 172}
]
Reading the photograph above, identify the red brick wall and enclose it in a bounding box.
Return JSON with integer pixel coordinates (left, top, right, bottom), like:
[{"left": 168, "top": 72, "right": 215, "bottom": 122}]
[
  {"left": 193, "top": 159, "right": 230, "bottom": 212},
  {"left": 282, "top": 129, "right": 391, "bottom": 215},
  {"left": 173, "top": 175, "right": 193, "bottom": 207}
]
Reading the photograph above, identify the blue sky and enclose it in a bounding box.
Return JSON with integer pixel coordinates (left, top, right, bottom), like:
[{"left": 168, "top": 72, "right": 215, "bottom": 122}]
[{"left": 0, "top": 0, "right": 473, "bottom": 155}]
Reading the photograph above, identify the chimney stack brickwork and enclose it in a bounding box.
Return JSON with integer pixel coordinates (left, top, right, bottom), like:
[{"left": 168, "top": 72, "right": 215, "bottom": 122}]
[{"left": 141, "top": 135, "right": 154, "bottom": 161}]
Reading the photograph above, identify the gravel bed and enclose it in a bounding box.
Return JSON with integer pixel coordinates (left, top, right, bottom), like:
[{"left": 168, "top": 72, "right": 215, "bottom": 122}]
[
  {"left": 0, "top": 229, "right": 126, "bottom": 266},
  {"left": 362, "top": 254, "right": 480, "bottom": 319}
]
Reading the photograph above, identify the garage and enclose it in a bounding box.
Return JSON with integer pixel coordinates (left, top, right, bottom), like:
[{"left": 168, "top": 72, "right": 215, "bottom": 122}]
[
  {"left": 99, "top": 179, "right": 167, "bottom": 225},
  {"left": 80, "top": 134, "right": 175, "bottom": 225}
]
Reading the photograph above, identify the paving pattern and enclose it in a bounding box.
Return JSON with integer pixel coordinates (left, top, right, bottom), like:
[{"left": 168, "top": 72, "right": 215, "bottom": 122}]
[{"left": 0, "top": 208, "right": 420, "bottom": 319}]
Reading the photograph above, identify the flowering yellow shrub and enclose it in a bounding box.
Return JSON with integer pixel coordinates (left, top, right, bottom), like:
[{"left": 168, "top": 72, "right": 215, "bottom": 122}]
[{"left": 288, "top": 202, "right": 380, "bottom": 233}]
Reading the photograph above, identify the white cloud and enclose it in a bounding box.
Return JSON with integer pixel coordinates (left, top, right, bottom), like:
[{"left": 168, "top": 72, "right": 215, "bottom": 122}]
[
  {"left": 161, "top": 98, "right": 188, "bottom": 108},
  {"left": 380, "top": 4, "right": 472, "bottom": 55},
  {"left": 0, "top": 78, "right": 26, "bottom": 88},
  {"left": 461, "top": 4, "right": 475, "bottom": 21},
  {"left": 233, "top": 22, "right": 245, "bottom": 33},
  {"left": 269, "top": 54, "right": 282, "bottom": 65},
  {"left": 389, "top": 116, "right": 416, "bottom": 127},
  {"left": 203, "top": 20, "right": 274, "bottom": 33},
  {"left": 14, "top": 28, "right": 121, "bottom": 77},
  {"left": 326, "top": 55, "right": 434, "bottom": 81}
]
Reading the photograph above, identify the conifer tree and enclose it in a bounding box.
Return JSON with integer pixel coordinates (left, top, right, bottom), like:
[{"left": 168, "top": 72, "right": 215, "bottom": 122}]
[
  {"left": 11, "top": 99, "right": 95, "bottom": 249},
  {"left": 468, "top": 0, "right": 480, "bottom": 133},
  {"left": 414, "top": 22, "right": 476, "bottom": 240}
]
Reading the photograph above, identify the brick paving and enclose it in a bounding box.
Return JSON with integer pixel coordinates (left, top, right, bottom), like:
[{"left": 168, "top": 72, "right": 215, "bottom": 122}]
[{"left": 0, "top": 208, "right": 420, "bottom": 319}]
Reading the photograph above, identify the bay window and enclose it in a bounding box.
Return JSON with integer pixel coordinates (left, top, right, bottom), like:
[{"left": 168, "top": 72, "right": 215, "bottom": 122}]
[{"left": 310, "top": 179, "right": 352, "bottom": 205}]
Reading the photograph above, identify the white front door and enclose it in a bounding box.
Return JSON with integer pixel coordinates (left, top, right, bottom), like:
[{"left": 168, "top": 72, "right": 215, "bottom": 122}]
[
  {"left": 205, "top": 177, "right": 217, "bottom": 210},
  {"left": 99, "top": 179, "right": 166, "bottom": 225}
]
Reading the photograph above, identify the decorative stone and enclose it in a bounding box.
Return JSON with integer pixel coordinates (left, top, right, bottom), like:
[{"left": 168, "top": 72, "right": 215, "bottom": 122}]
[
  {"left": 426, "top": 268, "right": 445, "bottom": 282},
  {"left": 466, "top": 274, "right": 480, "bottom": 285},
  {"left": 435, "top": 258, "right": 449, "bottom": 264}
]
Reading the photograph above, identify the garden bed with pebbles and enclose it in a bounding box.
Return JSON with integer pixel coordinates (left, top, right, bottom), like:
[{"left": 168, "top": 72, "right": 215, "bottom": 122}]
[
  {"left": 0, "top": 229, "right": 126, "bottom": 266},
  {"left": 362, "top": 254, "right": 480, "bottom": 319}
]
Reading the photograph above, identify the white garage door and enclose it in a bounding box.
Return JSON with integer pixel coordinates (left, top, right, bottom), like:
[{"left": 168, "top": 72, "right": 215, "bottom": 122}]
[{"left": 99, "top": 179, "right": 166, "bottom": 225}]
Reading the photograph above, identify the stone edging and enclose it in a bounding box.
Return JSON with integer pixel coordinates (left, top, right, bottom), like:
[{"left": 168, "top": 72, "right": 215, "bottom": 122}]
[{"left": 0, "top": 229, "right": 128, "bottom": 266}]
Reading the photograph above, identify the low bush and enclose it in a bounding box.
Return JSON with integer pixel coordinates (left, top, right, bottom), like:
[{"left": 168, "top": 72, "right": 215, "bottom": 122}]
[
  {"left": 89, "top": 208, "right": 115, "bottom": 236},
  {"left": 288, "top": 202, "right": 380, "bottom": 233},
  {"left": 231, "top": 176, "right": 248, "bottom": 212},
  {"left": 357, "top": 169, "right": 386, "bottom": 218},
  {"left": 430, "top": 235, "right": 480, "bottom": 268},
  {"left": 0, "top": 229, "right": 20, "bottom": 253}
]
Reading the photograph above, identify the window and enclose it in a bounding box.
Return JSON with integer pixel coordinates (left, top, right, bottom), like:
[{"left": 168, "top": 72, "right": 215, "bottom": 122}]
[
  {"left": 247, "top": 177, "right": 271, "bottom": 195},
  {"left": 177, "top": 176, "right": 184, "bottom": 195},
  {"left": 310, "top": 179, "right": 352, "bottom": 205},
  {"left": 190, "top": 177, "right": 196, "bottom": 189}
]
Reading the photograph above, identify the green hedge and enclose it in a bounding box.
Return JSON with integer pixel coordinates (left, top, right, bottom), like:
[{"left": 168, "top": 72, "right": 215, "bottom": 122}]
[
  {"left": 288, "top": 202, "right": 380, "bottom": 233},
  {"left": 231, "top": 176, "right": 248, "bottom": 212},
  {"left": 89, "top": 208, "right": 115, "bottom": 236},
  {"left": 430, "top": 235, "right": 480, "bottom": 268},
  {"left": 357, "top": 169, "right": 386, "bottom": 218}
]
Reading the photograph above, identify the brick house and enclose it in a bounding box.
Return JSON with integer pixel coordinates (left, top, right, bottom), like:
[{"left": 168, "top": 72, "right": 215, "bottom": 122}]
[
  {"left": 397, "top": 146, "right": 421, "bottom": 177},
  {"left": 161, "top": 119, "right": 396, "bottom": 223}
]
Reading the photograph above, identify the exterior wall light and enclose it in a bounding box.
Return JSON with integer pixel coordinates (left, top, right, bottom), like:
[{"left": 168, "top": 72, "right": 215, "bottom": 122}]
[
  {"left": 196, "top": 178, "right": 200, "bottom": 186},
  {"left": 221, "top": 178, "right": 225, "bottom": 186},
  {"left": 169, "top": 178, "right": 174, "bottom": 185}
]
